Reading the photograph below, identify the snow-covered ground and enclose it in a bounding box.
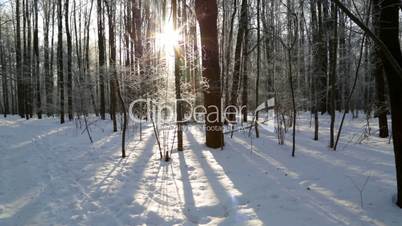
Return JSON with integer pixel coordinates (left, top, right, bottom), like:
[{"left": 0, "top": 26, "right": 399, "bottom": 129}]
[{"left": 1, "top": 114, "right": 401, "bottom": 226}]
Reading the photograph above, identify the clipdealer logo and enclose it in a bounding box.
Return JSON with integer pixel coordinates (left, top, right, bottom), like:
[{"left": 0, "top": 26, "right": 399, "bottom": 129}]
[{"left": 128, "top": 98, "right": 246, "bottom": 125}]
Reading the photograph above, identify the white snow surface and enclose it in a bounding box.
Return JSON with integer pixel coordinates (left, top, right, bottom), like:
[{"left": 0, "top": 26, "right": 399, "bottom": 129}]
[{"left": 1, "top": 114, "right": 401, "bottom": 226}]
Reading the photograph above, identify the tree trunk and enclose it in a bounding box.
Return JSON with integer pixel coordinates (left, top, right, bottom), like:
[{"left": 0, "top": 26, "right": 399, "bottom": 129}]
[
  {"left": 65, "top": 0, "right": 73, "bottom": 121},
  {"left": 224, "top": 0, "right": 237, "bottom": 109},
  {"left": 328, "top": 2, "right": 337, "bottom": 149},
  {"left": 378, "top": 0, "right": 402, "bottom": 208},
  {"left": 195, "top": 0, "right": 224, "bottom": 149},
  {"left": 16, "top": 0, "right": 24, "bottom": 117},
  {"left": 33, "top": 0, "right": 41, "bottom": 119},
  {"left": 57, "top": 0, "right": 65, "bottom": 124},
  {"left": 0, "top": 18, "right": 9, "bottom": 117},
  {"left": 338, "top": 5, "right": 346, "bottom": 112},
  {"left": 97, "top": 0, "right": 106, "bottom": 120},
  {"left": 173, "top": 0, "right": 183, "bottom": 153},
  {"left": 241, "top": 11, "right": 249, "bottom": 123},
  {"left": 318, "top": 0, "right": 328, "bottom": 114},
  {"left": 24, "top": 0, "right": 33, "bottom": 119},
  {"left": 228, "top": 0, "right": 247, "bottom": 122},
  {"left": 43, "top": 1, "right": 52, "bottom": 117},
  {"left": 310, "top": 0, "right": 320, "bottom": 140},
  {"left": 371, "top": 0, "right": 388, "bottom": 138},
  {"left": 49, "top": 2, "right": 56, "bottom": 116},
  {"left": 255, "top": 0, "right": 261, "bottom": 138},
  {"left": 105, "top": 1, "right": 117, "bottom": 132}
]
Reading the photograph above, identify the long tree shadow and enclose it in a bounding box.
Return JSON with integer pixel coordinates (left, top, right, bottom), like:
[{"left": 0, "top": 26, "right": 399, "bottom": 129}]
[
  {"left": 77, "top": 129, "right": 159, "bottom": 225},
  {"left": 208, "top": 126, "right": 393, "bottom": 226},
  {"left": 178, "top": 150, "right": 214, "bottom": 224},
  {"left": 184, "top": 130, "right": 263, "bottom": 225}
]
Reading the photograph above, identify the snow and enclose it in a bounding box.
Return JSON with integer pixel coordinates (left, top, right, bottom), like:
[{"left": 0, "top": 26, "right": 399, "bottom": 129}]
[{"left": 1, "top": 114, "right": 402, "bottom": 226}]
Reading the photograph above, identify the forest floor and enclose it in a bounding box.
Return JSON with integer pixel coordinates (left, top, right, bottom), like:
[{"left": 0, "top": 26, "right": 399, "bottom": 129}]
[{"left": 1, "top": 113, "right": 402, "bottom": 226}]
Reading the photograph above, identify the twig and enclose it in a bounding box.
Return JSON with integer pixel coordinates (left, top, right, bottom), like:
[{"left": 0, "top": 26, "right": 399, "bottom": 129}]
[
  {"left": 83, "top": 115, "right": 93, "bottom": 143},
  {"left": 347, "top": 173, "right": 372, "bottom": 208},
  {"left": 151, "top": 114, "right": 163, "bottom": 160}
]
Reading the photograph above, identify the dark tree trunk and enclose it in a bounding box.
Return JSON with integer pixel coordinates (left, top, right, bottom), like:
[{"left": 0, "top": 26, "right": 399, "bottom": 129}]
[
  {"left": 106, "top": 1, "right": 117, "bottom": 132},
  {"left": 255, "top": 0, "right": 261, "bottom": 138},
  {"left": 43, "top": 1, "right": 52, "bottom": 117},
  {"left": 57, "top": 0, "right": 65, "bottom": 124},
  {"left": 328, "top": 2, "right": 337, "bottom": 148},
  {"left": 372, "top": 0, "right": 389, "bottom": 138},
  {"left": 24, "top": 0, "right": 33, "bottom": 119},
  {"left": 318, "top": 0, "right": 328, "bottom": 114},
  {"left": 65, "top": 0, "right": 73, "bottom": 121},
  {"left": 241, "top": 11, "right": 249, "bottom": 123},
  {"left": 311, "top": 0, "right": 320, "bottom": 140},
  {"left": 0, "top": 19, "right": 9, "bottom": 117},
  {"left": 195, "top": 0, "right": 224, "bottom": 149},
  {"left": 97, "top": 0, "right": 106, "bottom": 120},
  {"left": 49, "top": 2, "right": 56, "bottom": 116},
  {"left": 378, "top": 0, "right": 402, "bottom": 208},
  {"left": 1, "top": 56, "right": 9, "bottom": 117},
  {"left": 33, "top": 0, "right": 41, "bottom": 119},
  {"left": 27, "top": 0, "right": 33, "bottom": 118},
  {"left": 16, "top": 0, "right": 24, "bottom": 117}
]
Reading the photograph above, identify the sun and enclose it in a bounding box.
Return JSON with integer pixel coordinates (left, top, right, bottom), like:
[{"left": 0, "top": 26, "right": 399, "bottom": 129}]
[{"left": 156, "top": 21, "right": 181, "bottom": 52}]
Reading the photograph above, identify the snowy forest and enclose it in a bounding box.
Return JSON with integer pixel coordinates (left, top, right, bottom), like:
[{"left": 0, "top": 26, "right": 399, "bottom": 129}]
[{"left": 1, "top": 0, "right": 402, "bottom": 225}]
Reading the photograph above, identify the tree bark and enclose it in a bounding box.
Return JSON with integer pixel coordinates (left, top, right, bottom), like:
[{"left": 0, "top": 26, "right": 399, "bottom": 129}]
[
  {"left": 328, "top": 2, "right": 338, "bottom": 149},
  {"left": 57, "top": 0, "right": 65, "bottom": 124},
  {"left": 24, "top": 0, "right": 33, "bottom": 119},
  {"left": 318, "top": 0, "right": 328, "bottom": 114},
  {"left": 65, "top": 0, "right": 73, "bottom": 121},
  {"left": 195, "top": 0, "right": 224, "bottom": 149},
  {"left": 241, "top": 10, "right": 249, "bottom": 123},
  {"left": 255, "top": 0, "right": 261, "bottom": 138},
  {"left": 378, "top": 0, "right": 402, "bottom": 208},
  {"left": 0, "top": 18, "right": 9, "bottom": 117},
  {"left": 371, "top": 0, "right": 388, "bottom": 138},
  {"left": 16, "top": 0, "right": 24, "bottom": 117},
  {"left": 33, "top": 0, "right": 41, "bottom": 119},
  {"left": 97, "top": 0, "right": 106, "bottom": 120},
  {"left": 43, "top": 1, "right": 53, "bottom": 116},
  {"left": 310, "top": 0, "right": 320, "bottom": 140}
]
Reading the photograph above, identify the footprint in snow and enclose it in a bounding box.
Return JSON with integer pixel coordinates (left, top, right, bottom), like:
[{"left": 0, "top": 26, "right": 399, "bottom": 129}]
[
  {"left": 148, "top": 184, "right": 156, "bottom": 191},
  {"left": 199, "top": 185, "right": 207, "bottom": 191}
]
